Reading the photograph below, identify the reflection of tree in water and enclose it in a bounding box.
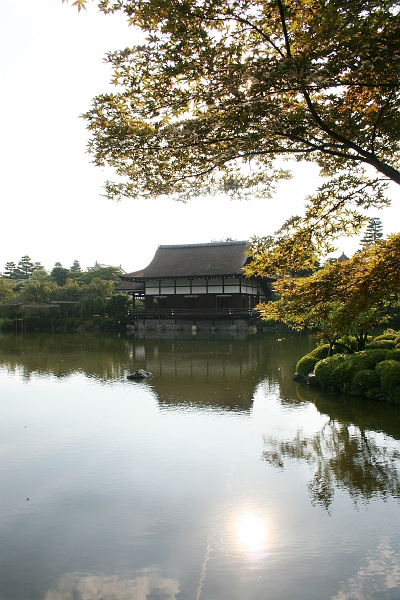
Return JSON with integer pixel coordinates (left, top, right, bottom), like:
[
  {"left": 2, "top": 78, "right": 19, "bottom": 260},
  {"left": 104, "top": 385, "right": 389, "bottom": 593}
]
[{"left": 263, "top": 421, "right": 400, "bottom": 510}]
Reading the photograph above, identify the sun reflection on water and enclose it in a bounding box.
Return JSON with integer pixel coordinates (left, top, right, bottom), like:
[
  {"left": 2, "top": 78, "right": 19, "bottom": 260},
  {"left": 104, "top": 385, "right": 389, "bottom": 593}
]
[{"left": 237, "top": 514, "right": 267, "bottom": 551}]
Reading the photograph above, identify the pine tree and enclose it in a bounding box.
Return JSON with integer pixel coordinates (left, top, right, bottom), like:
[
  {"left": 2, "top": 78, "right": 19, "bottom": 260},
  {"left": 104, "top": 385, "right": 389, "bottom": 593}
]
[
  {"left": 360, "top": 218, "right": 384, "bottom": 248},
  {"left": 70, "top": 260, "right": 82, "bottom": 273},
  {"left": 3, "top": 262, "right": 17, "bottom": 279},
  {"left": 16, "top": 255, "right": 35, "bottom": 279},
  {"left": 32, "top": 261, "right": 44, "bottom": 272}
]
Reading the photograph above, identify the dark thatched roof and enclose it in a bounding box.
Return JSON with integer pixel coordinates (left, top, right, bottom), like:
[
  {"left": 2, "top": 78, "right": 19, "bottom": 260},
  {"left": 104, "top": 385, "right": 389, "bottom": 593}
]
[{"left": 121, "top": 241, "right": 252, "bottom": 280}]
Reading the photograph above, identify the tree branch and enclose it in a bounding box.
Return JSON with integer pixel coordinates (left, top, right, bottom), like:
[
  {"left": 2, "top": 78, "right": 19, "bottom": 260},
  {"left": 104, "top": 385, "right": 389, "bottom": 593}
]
[
  {"left": 301, "top": 87, "right": 400, "bottom": 184},
  {"left": 276, "top": 0, "right": 292, "bottom": 58},
  {"left": 370, "top": 89, "right": 395, "bottom": 155}
]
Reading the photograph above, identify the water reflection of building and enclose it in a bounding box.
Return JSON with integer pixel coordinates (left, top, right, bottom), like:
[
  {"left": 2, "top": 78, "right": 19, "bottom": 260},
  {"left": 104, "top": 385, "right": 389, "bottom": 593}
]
[{"left": 126, "top": 335, "right": 270, "bottom": 411}]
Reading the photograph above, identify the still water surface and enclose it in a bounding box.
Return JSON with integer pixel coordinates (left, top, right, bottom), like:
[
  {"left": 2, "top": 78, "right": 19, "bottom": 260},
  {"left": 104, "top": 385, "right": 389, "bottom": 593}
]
[{"left": 1, "top": 331, "right": 400, "bottom": 600}]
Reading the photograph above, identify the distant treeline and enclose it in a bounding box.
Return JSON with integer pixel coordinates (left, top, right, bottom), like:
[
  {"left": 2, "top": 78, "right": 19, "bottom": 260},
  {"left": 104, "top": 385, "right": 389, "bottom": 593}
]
[{"left": 0, "top": 256, "right": 134, "bottom": 332}]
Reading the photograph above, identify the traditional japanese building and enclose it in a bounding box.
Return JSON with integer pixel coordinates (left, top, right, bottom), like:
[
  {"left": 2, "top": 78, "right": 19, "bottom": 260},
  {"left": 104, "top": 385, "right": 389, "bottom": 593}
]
[{"left": 118, "top": 241, "right": 274, "bottom": 321}]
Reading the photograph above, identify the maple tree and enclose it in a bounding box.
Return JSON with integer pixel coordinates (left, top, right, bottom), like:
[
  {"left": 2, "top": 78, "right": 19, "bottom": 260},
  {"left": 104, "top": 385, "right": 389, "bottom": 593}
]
[
  {"left": 250, "top": 233, "right": 400, "bottom": 350},
  {"left": 63, "top": 0, "right": 400, "bottom": 267}
]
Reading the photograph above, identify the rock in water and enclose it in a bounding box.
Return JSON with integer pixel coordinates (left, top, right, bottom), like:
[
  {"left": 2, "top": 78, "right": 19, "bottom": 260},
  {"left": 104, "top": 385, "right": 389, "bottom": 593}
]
[
  {"left": 127, "top": 369, "right": 153, "bottom": 380},
  {"left": 306, "top": 373, "right": 319, "bottom": 386}
]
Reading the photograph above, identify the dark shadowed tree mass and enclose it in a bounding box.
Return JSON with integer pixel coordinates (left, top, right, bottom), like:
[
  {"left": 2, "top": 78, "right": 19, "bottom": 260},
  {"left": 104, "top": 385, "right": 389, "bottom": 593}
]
[{"left": 50, "top": 264, "right": 71, "bottom": 286}]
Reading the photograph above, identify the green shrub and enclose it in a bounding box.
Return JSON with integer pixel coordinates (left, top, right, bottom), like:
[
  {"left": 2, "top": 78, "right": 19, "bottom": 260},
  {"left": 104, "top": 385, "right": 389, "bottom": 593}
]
[
  {"left": 352, "top": 369, "right": 381, "bottom": 397},
  {"left": 295, "top": 344, "right": 332, "bottom": 377},
  {"left": 309, "top": 344, "right": 331, "bottom": 360},
  {"left": 366, "top": 339, "right": 396, "bottom": 350},
  {"left": 84, "top": 319, "right": 94, "bottom": 329},
  {"left": 373, "top": 330, "right": 398, "bottom": 341},
  {"left": 25, "top": 316, "right": 40, "bottom": 330},
  {"left": 0, "top": 317, "right": 13, "bottom": 331},
  {"left": 331, "top": 349, "right": 388, "bottom": 391},
  {"left": 386, "top": 349, "right": 400, "bottom": 362},
  {"left": 314, "top": 354, "right": 347, "bottom": 390},
  {"left": 102, "top": 316, "right": 120, "bottom": 328},
  {"left": 376, "top": 360, "right": 400, "bottom": 403},
  {"left": 92, "top": 315, "right": 103, "bottom": 326},
  {"left": 55, "top": 318, "right": 66, "bottom": 327},
  {"left": 261, "top": 318, "right": 277, "bottom": 328},
  {"left": 66, "top": 317, "right": 76, "bottom": 328},
  {"left": 40, "top": 318, "right": 52, "bottom": 328},
  {"left": 296, "top": 354, "right": 320, "bottom": 377},
  {"left": 314, "top": 350, "right": 388, "bottom": 392}
]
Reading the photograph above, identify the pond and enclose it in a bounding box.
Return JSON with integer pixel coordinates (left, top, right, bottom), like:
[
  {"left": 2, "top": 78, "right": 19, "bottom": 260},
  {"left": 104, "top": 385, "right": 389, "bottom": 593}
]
[{"left": 1, "top": 330, "right": 400, "bottom": 600}]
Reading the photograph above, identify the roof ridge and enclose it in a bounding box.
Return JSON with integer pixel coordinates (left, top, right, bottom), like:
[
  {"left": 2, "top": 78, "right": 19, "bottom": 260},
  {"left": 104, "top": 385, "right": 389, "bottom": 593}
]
[{"left": 158, "top": 241, "right": 247, "bottom": 249}]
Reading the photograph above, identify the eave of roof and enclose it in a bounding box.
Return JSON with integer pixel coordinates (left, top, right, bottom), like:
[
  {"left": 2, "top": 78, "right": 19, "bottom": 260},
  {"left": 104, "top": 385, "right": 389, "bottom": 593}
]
[{"left": 115, "top": 280, "right": 145, "bottom": 292}]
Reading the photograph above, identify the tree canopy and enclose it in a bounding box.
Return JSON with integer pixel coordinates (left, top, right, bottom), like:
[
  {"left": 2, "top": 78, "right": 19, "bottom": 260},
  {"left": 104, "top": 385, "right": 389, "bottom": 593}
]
[
  {"left": 250, "top": 233, "right": 400, "bottom": 350},
  {"left": 64, "top": 0, "right": 400, "bottom": 266},
  {"left": 3, "top": 256, "right": 42, "bottom": 280}
]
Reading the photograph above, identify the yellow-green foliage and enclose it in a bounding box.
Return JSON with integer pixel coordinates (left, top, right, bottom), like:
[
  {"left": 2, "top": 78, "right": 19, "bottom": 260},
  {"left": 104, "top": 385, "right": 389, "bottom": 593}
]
[{"left": 372, "top": 330, "right": 399, "bottom": 341}]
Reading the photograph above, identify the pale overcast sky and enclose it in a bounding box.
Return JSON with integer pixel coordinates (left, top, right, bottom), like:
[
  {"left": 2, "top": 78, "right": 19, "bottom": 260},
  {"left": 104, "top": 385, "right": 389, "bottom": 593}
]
[{"left": 0, "top": 0, "right": 398, "bottom": 273}]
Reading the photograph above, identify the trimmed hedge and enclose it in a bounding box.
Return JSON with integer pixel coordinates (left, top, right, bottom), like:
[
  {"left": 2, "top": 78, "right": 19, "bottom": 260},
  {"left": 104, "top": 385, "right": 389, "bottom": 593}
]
[
  {"left": 309, "top": 344, "right": 332, "bottom": 360},
  {"left": 366, "top": 339, "right": 397, "bottom": 350},
  {"left": 296, "top": 354, "right": 320, "bottom": 377},
  {"left": 295, "top": 344, "right": 331, "bottom": 377},
  {"left": 336, "top": 349, "right": 388, "bottom": 391},
  {"left": 314, "top": 354, "right": 347, "bottom": 390},
  {"left": 298, "top": 330, "right": 400, "bottom": 403},
  {"left": 314, "top": 349, "right": 388, "bottom": 393},
  {"left": 372, "top": 332, "right": 398, "bottom": 341},
  {"left": 386, "top": 349, "right": 400, "bottom": 362},
  {"left": 352, "top": 369, "right": 381, "bottom": 398},
  {"left": 375, "top": 360, "right": 400, "bottom": 403}
]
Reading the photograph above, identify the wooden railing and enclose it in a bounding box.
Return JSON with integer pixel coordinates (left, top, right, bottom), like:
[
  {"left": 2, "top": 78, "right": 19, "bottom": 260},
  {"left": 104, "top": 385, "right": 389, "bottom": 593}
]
[{"left": 128, "top": 308, "right": 260, "bottom": 318}]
